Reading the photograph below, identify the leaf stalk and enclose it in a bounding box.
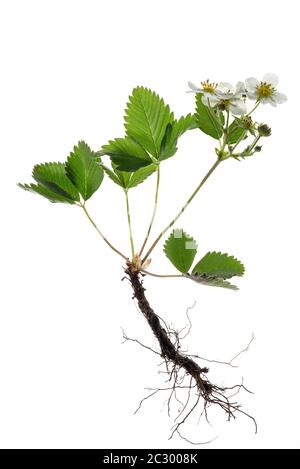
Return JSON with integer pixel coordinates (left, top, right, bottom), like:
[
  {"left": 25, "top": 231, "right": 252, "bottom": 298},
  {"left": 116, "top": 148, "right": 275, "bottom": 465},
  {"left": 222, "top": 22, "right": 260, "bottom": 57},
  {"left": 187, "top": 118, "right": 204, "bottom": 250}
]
[
  {"left": 142, "top": 159, "right": 221, "bottom": 263},
  {"left": 139, "top": 164, "right": 160, "bottom": 257},
  {"left": 81, "top": 203, "right": 127, "bottom": 260},
  {"left": 124, "top": 189, "right": 135, "bottom": 259}
]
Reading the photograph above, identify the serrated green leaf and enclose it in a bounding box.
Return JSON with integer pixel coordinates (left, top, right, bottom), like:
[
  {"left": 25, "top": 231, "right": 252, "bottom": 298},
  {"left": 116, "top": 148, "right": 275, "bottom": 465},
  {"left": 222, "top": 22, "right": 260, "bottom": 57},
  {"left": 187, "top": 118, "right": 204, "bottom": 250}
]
[
  {"left": 164, "top": 229, "right": 197, "bottom": 273},
  {"left": 18, "top": 183, "right": 76, "bottom": 204},
  {"left": 188, "top": 114, "right": 200, "bottom": 130},
  {"left": 95, "top": 150, "right": 105, "bottom": 159},
  {"left": 195, "top": 94, "right": 223, "bottom": 139},
  {"left": 202, "top": 278, "right": 238, "bottom": 290},
  {"left": 192, "top": 251, "right": 245, "bottom": 279},
  {"left": 185, "top": 273, "right": 238, "bottom": 290},
  {"left": 228, "top": 119, "right": 245, "bottom": 144},
  {"left": 102, "top": 137, "right": 152, "bottom": 172},
  {"left": 127, "top": 164, "right": 156, "bottom": 189},
  {"left": 32, "top": 162, "right": 80, "bottom": 201},
  {"left": 103, "top": 163, "right": 156, "bottom": 190},
  {"left": 113, "top": 165, "right": 134, "bottom": 188},
  {"left": 159, "top": 114, "right": 197, "bottom": 161},
  {"left": 66, "top": 141, "right": 104, "bottom": 200},
  {"left": 125, "top": 87, "right": 171, "bottom": 159},
  {"left": 102, "top": 165, "right": 125, "bottom": 187}
]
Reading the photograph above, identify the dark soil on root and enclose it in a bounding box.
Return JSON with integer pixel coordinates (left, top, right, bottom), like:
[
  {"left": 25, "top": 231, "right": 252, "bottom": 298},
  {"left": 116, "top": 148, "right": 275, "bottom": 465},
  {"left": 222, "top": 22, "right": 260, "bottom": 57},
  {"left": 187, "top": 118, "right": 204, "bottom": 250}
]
[
  {"left": 127, "top": 269, "right": 213, "bottom": 395},
  {"left": 125, "top": 268, "right": 257, "bottom": 438}
]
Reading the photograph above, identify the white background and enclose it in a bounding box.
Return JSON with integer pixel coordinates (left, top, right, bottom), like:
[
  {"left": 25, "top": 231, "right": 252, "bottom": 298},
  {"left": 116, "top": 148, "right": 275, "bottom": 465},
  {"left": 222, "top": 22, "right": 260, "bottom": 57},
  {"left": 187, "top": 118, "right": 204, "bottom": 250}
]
[{"left": 0, "top": 0, "right": 299, "bottom": 449}]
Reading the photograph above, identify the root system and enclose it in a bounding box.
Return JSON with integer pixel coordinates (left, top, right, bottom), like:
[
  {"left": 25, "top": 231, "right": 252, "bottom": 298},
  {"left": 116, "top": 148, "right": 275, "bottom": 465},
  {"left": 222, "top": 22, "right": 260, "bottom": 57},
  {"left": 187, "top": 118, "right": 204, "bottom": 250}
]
[{"left": 125, "top": 268, "right": 256, "bottom": 443}]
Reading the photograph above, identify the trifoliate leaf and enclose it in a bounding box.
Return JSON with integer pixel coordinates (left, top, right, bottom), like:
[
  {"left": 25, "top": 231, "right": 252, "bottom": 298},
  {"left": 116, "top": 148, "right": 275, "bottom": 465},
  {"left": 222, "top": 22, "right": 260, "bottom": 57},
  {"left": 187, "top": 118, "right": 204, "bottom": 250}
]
[
  {"left": 227, "top": 119, "right": 245, "bottom": 144},
  {"left": 102, "top": 136, "right": 153, "bottom": 172},
  {"left": 192, "top": 251, "right": 245, "bottom": 279},
  {"left": 32, "top": 162, "right": 80, "bottom": 201},
  {"left": 195, "top": 93, "right": 223, "bottom": 139},
  {"left": 164, "top": 229, "right": 198, "bottom": 273},
  {"left": 18, "top": 183, "right": 76, "bottom": 204},
  {"left": 66, "top": 141, "right": 104, "bottom": 201},
  {"left": 125, "top": 87, "right": 171, "bottom": 159},
  {"left": 159, "top": 114, "right": 197, "bottom": 161}
]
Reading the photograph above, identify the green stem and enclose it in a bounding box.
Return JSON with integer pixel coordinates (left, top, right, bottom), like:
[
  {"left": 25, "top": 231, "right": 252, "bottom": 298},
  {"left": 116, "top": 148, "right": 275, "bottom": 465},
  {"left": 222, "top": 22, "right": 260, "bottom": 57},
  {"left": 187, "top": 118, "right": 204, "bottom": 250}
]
[
  {"left": 247, "top": 101, "right": 260, "bottom": 116},
  {"left": 125, "top": 189, "right": 135, "bottom": 259},
  {"left": 142, "top": 159, "right": 222, "bottom": 263},
  {"left": 225, "top": 110, "right": 230, "bottom": 129},
  {"left": 229, "top": 102, "right": 260, "bottom": 155},
  {"left": 81, "top": 204, "right": 127, "bottom": 260},
  {"left": 231, "top": 129, "right": 246, "bottom": 153},
  {"left": 220, "top": 110, "right": 230, "bottom": 152},
  {"left": 139, "top": 164, "right": 160, "bottom": 257},
  {"left": 247, "top": 135, "right": 261, "bottom": 153},
  {"left": 140, "top": 269, "right": 183, "bottom": 278}
]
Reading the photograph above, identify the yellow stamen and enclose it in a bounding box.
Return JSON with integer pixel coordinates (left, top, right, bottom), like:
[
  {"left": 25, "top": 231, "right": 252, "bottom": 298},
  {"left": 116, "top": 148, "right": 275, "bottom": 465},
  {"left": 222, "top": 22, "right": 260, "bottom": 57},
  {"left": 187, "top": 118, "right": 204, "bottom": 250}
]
[
  {"left": 256, "top": 81, "right": 275, "bottom": 99},
  {"left": 201, "top": 79, "right": 218, "bottom": 94}
]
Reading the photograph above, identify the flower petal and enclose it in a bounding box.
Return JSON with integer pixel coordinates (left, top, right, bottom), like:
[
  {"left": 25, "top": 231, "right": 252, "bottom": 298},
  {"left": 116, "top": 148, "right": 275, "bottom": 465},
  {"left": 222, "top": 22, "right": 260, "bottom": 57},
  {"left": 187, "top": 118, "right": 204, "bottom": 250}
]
[
  {"left": 187, "top": 81, "right": 200, "bottom": 92},
  {"left": 203, "top": 95, "right": 218, "bottom": 107},
  {"left": 246, "top": 91, "right": 258, "bottom": 100},
  {"left": 216, "top": 92, "right": 233, "bottom": 100},
  {"left": 270, "top": 98, "right": 278, "bottom": 107},
  {"left": 245, "top": 77, "right": 259, "bottom": 91},
  {"left": 201, "top": 95, "right": 209, "bottom": 106},
  {"left": 261, "top": 97, "right": 276, "bottom": 106},
  {"left": 273, "top": 91, "right": 287, "bottom": 104},
  {"left": 206, "top": 94, "right": 219, "bottom": 106},
  {"left": 235, "top": 81, "right": 246, "bottom": 95},
  {"left": 229, "top": 100, "right": 247, "bottom": 116},
  {"left": 218, "top": 82, "right": 234, "bottom": 94},
  {"left": 263, "top": 73, "right": 279, "bottom": 87}
]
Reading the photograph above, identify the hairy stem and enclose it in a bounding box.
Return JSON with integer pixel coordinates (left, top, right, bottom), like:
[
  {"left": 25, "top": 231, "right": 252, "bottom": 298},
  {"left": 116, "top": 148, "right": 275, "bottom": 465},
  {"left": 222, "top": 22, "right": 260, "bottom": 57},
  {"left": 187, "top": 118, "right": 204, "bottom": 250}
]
[
  {"left": 247, "top": 135, "right": 261, "bottom": 153},
  {"left": 142, "top": 159, "right": 221, "bottom": 263},
  {"left": 247, "top": 101, "right": 260, "bottom": 116},
  {"left": 124, "top": 189, "right": 135, "bottom": 259},
  {"left": 140, "top": 268, "right": 183, "bottom": 278},
  {"left": 81, "top": 204, "right": 127, "bottom": 260},
  {"left": 139, "top": 164, "right": 160, "bottom": 257},
  {"left": 231, "top": 129, "right": 246, "bottom": 153}
]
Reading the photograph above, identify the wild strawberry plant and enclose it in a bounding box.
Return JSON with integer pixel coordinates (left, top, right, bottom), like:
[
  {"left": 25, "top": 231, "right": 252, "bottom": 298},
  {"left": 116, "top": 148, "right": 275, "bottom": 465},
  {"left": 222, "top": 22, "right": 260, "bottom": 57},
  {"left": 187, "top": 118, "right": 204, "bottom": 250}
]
[{"left": 19, "top": 74, "right": 286, "bottom": 443}]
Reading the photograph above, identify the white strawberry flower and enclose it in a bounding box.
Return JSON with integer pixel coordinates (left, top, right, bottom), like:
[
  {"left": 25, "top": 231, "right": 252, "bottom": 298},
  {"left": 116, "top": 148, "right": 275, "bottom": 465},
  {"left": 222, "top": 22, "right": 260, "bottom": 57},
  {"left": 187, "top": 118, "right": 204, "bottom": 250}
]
[
  {"left": 215, "top": 81, "right": 247, "bottom": 116},
  {"left": 245, "top": 73, "right": 287, "bottom": 106},
  {"left": 187, "top": 79, "right": 220, "bottom": 107}
]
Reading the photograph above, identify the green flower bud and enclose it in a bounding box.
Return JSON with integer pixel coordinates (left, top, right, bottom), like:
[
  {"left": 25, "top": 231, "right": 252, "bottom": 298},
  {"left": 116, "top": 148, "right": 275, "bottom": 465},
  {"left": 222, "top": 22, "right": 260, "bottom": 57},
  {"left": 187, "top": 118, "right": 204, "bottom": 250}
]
[
  {"left": 258, "top": 123, "right": 272, "bottom": 137},
  {"left": 241, "top": 146, "right": 251, "bottom": 157},
  {"left": 238, "top": 116, "right": 256, "bottom": 132},
  {"left": 254, "top": 145, "right": 262, "bottom": 152},
  {"left": 235, "top": 116, "right": 257, "bottom": 136}
]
